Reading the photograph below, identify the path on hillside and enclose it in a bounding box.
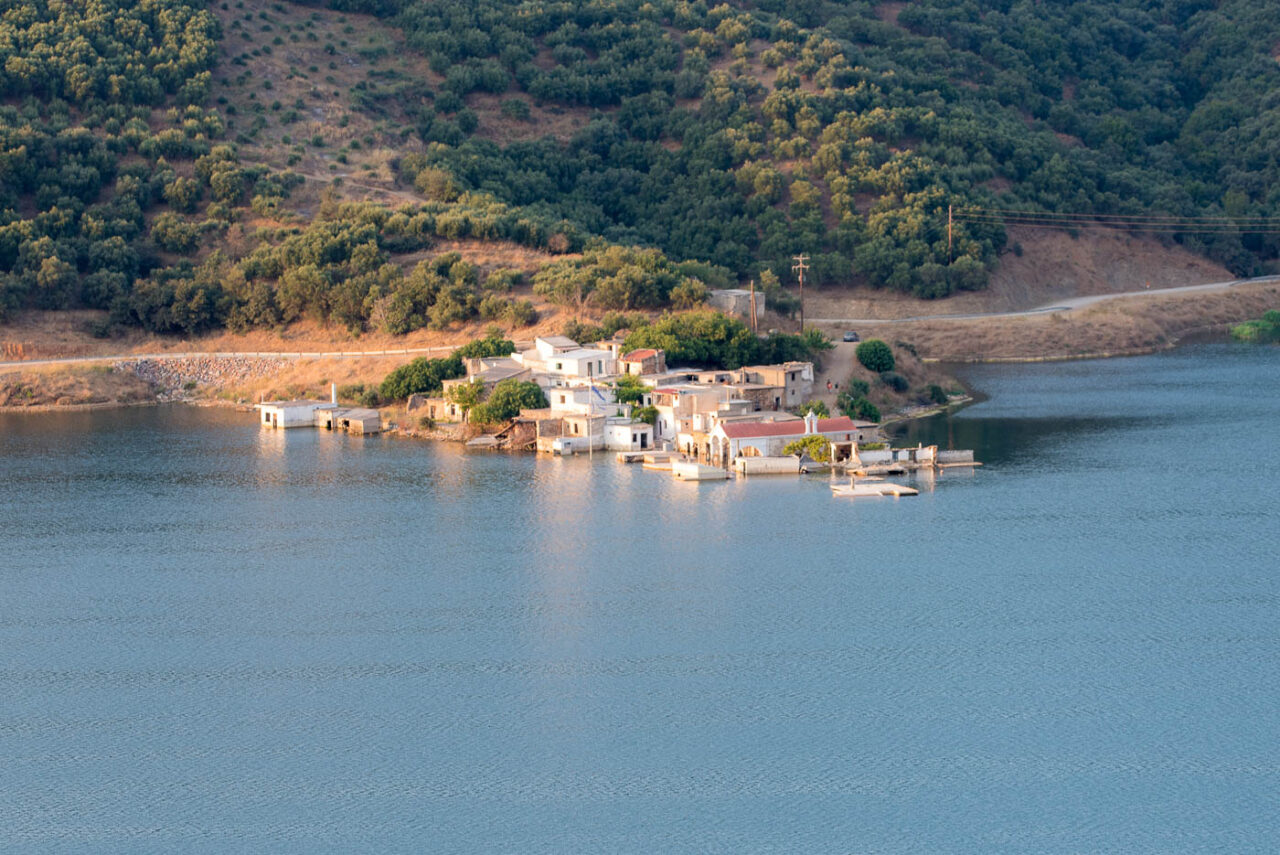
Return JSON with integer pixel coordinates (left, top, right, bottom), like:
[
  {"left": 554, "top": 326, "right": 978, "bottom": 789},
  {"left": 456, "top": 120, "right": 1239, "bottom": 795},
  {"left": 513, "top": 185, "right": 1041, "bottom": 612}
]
[{"left": 809, "top": 274, "right": 1280, "bottom": 326}]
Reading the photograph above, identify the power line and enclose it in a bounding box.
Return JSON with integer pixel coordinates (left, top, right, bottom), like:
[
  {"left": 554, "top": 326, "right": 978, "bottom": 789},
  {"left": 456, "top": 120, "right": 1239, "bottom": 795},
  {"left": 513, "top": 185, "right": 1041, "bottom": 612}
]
[
  {"left": 956, "top": 214, "right": 1277, "bottom": 227},
  {"left": 957, "top": 206, "right": 1280, "bottom": 224}
]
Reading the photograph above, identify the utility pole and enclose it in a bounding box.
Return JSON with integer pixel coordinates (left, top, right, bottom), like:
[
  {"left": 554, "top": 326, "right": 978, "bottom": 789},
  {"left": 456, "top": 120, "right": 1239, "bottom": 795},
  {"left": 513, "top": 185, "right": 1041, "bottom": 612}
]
[
  {"left": 947, "top": 204, "right": 953, "bottom": 292},
  {"left": 791, "top": 253, "right": 809, "bottom": 332},
  {"left": 947, "top": 204, "right": 953, "bottom": 264},
  {"left": 748, "top": 279, "right": 758, "bottom": 333}
]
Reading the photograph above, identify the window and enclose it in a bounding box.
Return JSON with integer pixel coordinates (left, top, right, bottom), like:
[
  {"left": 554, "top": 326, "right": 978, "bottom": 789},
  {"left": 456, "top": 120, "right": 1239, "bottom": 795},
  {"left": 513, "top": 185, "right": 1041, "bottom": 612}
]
[
  {"left": 554, "top": 362, "right": 562, "bottom": 370},
  {"left": 559, "top": 394, "right": 566, "bottom": 404}
]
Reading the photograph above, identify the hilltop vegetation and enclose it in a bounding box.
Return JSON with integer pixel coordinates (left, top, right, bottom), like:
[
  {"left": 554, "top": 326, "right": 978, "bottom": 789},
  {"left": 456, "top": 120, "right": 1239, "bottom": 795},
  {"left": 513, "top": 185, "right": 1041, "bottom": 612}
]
[
  {"left": 377, "top": 0, "right": 1280, "bottom": 294},
  {"left": 3, "top": 0, "right": 1280, "bottom": 335}
]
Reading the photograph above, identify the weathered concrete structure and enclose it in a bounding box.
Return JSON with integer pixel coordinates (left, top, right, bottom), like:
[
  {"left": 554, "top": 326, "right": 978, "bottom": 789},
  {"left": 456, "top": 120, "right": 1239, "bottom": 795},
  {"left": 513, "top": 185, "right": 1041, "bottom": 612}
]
[
  {"left": 707, "top": 288, "right": 766, "bottom": 320},
  {"left": 316, "top": 407, "right": 381, "bottom": 435},
  {"left": 256, "top": 399, "right": 335, "bottom": 428}
]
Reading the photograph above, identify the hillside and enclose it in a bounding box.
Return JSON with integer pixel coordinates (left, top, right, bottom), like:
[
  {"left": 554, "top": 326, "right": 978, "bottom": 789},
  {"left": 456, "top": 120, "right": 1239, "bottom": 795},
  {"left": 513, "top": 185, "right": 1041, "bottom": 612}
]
[{"left": 2, "top": 0, "right": 1280, "bottom": 341}]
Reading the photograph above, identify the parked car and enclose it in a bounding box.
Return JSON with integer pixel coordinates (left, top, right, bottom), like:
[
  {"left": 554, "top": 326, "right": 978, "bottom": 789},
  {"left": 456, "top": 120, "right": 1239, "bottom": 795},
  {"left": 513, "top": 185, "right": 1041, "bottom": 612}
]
[{"left": 842, "top": 330, "right": 860, "bottom": 342}]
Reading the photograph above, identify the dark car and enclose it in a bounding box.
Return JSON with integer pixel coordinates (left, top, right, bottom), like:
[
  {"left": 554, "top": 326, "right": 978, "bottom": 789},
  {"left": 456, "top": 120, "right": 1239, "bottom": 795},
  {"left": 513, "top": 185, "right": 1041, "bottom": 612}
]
[{"left": 842, "top": 330, "right": 860, "bottom": 342}]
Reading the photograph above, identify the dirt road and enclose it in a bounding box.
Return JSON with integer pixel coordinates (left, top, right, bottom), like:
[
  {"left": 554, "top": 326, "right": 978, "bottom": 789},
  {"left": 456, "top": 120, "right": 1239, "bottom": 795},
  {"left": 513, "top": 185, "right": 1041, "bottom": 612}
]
[
  {"left": 809, "top": 274, "right": 1280, "bottom": 326},
  {"left": 0, "top": 346, "right": 458, "bottom": 370}
]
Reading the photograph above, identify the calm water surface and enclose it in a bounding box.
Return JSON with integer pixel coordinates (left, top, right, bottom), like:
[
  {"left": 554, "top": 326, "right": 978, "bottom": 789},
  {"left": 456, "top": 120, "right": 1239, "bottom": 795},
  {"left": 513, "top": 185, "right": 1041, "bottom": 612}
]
[{"left": 2, "top": 343, "right": 1278, "bottom": 852}]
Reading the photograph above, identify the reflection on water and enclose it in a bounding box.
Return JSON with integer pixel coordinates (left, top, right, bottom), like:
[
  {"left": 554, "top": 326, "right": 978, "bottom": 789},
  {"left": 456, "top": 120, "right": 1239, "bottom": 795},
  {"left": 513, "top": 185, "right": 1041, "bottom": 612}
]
[{"left": 2, "top": 344, "right": 1279, "bottom": 852}]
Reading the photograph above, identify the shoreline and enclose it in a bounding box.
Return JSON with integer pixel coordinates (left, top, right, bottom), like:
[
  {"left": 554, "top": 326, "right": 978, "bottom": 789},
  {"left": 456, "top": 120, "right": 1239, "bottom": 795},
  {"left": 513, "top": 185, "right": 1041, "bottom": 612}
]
[{"left": 0, "top": 328, "right": 1254, "bottom": 418}]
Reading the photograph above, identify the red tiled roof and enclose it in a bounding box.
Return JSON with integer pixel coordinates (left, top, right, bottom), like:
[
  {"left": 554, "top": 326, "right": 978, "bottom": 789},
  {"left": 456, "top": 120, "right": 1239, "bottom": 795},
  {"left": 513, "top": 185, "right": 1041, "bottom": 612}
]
[
  {"left": 622, "top": 348, "right": 659, "bottom": 360},
  {"left": 719, "top": 416, "right": 860, "bottom": 439}
]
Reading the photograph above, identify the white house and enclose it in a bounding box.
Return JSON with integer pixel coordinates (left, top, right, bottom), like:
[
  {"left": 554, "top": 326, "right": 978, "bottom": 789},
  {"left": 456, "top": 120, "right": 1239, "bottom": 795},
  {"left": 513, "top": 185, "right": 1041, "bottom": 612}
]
[
  {"left": 513, "top": 336, "right": 617, "bottom": 384},
  {"left": 604, "top": 417, "right": 653, "bottom": 451},
  {"left": 547, "top": 384, "right": 620, "bottom": 415},
  {"left": 534, "top": 335, "right": 580, "bottom": 358},
  {"left": 552, "top": 414, "right": 653, "bottom": 453},
  {"left": 650, "top": 384, "right": 733, "bottom": 443},
  {"left": 543, "top": 348, "right": 616, "bottom": 383}
]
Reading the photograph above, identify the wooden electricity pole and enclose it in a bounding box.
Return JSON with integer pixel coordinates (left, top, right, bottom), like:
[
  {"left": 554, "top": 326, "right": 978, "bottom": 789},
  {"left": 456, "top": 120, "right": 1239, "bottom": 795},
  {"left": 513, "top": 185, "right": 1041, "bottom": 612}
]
[
  {"left": 947, "top": 204, "right": 953, "bottom": 263},
  {"left": 748, "top": 279, "right": 758, "bottom": 333},
  {"left": 947, "top": 204, "right": 953, "bottom": 291},
  {"left": 791, "top": 253, "right": 809, "bottom": 332}
]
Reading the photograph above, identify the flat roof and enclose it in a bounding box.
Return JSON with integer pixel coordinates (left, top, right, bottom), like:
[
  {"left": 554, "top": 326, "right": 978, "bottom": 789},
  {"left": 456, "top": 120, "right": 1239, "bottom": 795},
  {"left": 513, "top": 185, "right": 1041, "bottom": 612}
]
[
  {"left": 537, "top": 335, "right": 579, "bottom": 347},
  {"left": 653, "top": 384, "right": 724, "bottom": 395},
  {"left": 257, "top": 400, "right": 333, "bottom": 409},
  {"left": 554, "top": 348, "right": 612, "bottom": 360},
  {"left": 474, "top": 364, "right": 527, "bottom": 381}
]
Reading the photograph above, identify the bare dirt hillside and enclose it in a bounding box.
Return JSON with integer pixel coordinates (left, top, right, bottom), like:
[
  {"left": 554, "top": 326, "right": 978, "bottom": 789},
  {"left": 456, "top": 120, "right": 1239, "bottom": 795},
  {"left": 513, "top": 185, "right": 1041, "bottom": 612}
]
[{"left": 806, "top": 229, "right": 1235, "bottom": 320}]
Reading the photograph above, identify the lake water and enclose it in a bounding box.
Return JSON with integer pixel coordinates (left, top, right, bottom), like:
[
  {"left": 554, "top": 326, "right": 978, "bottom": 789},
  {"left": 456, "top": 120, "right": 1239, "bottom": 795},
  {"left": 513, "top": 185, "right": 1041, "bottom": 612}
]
[{"left": 2, "top": 343, "right": 1278, "bottom": 853}]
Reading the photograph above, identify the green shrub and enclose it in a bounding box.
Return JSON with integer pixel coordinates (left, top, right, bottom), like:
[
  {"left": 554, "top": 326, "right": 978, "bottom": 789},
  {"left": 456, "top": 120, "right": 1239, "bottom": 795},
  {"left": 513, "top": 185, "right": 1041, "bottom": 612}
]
[
  {"left": 783, "top": 434, "right": 831, "bottom": 462},
  {"left": 483, "top": 268, "right": 522, "bottom": 292},
  {"left": 848, "top": 396, "right": 880, "bottom": 422},
  {"left": 793, "top": 400, "right": 829, "bottom": 417},
  {"left": 856, "top": 339, "right": 895, "bottom": 373},
  {"left": 500, "top": 98, "right": 531, "bottom": 121},
  {"left": 879, "top": 371, "right": 909, "bottom": 393},
  {"left": 927, "top": 384, "right": 948, "bottom": 405},
  {"left": 1230, "top": 310, "right": 1280, "bottom": 342},
  {"left": 504, "top": 299, "right": 537, "bottom": 327},
  {"left": 470, "top": 379, "right": 548, "bottom": 424},
  {"left": 455, "top": 328, "right": 514, "bottom": 358},
  {"left": 379, "top": 354, "right": 465, "bottom": 400}
]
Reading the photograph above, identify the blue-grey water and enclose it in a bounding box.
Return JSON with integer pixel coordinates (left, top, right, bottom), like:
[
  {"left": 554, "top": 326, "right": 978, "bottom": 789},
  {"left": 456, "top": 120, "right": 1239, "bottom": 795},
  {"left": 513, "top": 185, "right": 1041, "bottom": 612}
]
[{"left": 2, "top": 343, "right": 1278, "bottom": 852}]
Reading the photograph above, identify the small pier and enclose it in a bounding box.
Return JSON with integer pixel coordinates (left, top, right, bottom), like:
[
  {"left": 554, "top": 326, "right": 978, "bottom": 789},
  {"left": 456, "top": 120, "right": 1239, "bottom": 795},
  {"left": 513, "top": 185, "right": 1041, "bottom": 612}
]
[
  {"left": 672, "top": 461, "right": 730, "bottom": 481},
  {"left": 831, "top": 479, "right": 919, "bottom": 498},
  {"left": 640, "top": 451, "right": 683, "bottom": 471}
]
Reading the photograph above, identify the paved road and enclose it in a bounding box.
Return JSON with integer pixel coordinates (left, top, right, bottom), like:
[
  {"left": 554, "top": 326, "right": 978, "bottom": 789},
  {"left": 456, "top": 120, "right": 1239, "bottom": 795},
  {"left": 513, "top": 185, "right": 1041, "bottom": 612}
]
[
  {"left": 809, "top": 274, "right": 1280, "bottom": 326},
  {"left": 0, "top": 346, "right": 459, "bottom": 370}
]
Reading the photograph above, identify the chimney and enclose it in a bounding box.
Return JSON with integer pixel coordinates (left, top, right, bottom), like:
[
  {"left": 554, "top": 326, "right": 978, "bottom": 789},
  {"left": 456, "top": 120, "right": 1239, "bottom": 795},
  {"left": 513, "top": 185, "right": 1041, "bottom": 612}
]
[
  {"left": 804, "top": 410, "right": 818, "bottom": 435},
  {"left": 331, "top": 383, "right": 337, "bottom": 405}
]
